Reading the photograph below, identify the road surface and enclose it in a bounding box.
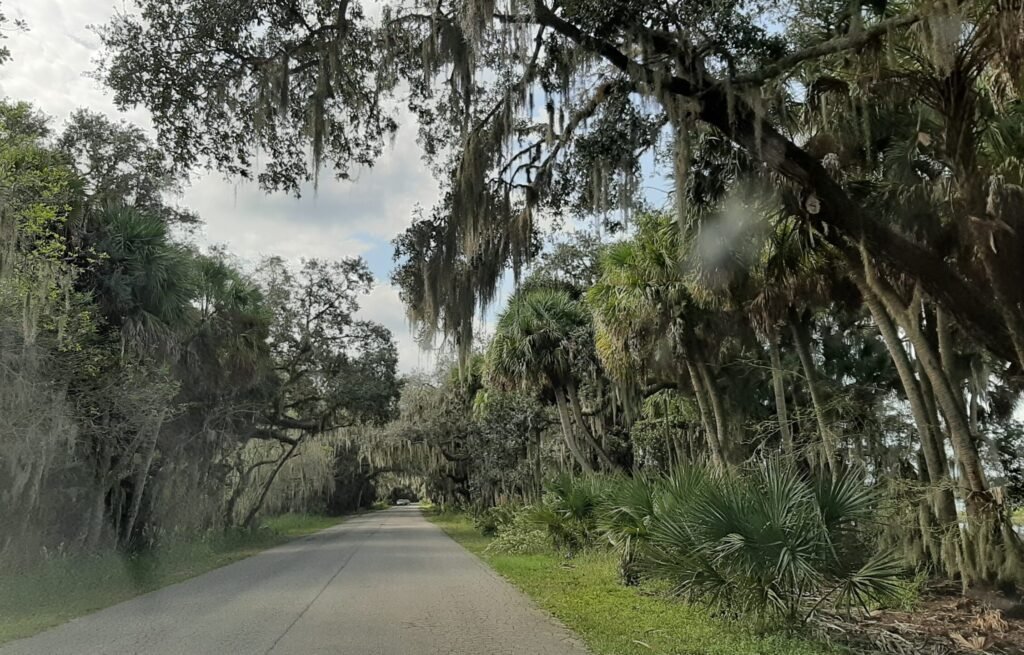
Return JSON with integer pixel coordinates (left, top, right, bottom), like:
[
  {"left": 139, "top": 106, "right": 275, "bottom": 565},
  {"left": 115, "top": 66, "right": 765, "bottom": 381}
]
[{"left": 1, "top": 507, "right": 588, "bottom": 655}]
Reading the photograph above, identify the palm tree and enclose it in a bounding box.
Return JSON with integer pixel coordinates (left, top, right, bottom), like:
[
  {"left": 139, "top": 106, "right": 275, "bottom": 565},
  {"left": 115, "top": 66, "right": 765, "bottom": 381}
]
[
  {"left": 89, "top": 204, "right": 195, "bottom": 352},
  {"left": 68, "top": 204, "right": 197, "bottom": 548},
  {"left": 588, "top": 214, "right": 730, "bottom": 467},
  {"left": 486, "top": 286, "right": 619, "bottom": 472},
  {"left": 787, "top": 8, "right": 1024, "bottom": 583}
]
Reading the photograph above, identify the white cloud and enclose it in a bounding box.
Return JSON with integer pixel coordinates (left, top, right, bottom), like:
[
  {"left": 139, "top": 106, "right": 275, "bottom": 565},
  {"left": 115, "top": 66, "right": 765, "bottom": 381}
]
[
  {"left": 357, "top": 283, "right": 436, "bottom": 375},
  {"left": 1, "top": 1, "right": 148, "bottom": 126},
  {"left": 0, "top": 0, "right": 439, "bottom": 373},
  {"left": 181, "top": 114, "right": 438, "bottom": 262}
]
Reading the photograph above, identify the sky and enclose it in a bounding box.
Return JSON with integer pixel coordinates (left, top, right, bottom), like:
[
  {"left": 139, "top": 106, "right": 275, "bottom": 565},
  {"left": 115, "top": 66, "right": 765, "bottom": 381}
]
[{"left": 0, "top": 0, "right": 460, "bottom": 373}]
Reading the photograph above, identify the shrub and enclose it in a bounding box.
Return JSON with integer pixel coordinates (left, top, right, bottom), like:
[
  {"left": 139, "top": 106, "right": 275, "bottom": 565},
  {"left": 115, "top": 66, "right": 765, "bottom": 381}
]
[
  {"left": 527, "top": 474, "right": 606, "bottom": 555},
  {"left": 473, "top": 504, "right": 518, "bottom": 537},
  {"left": 642, "top": 461, "right": 903, "bottom": 623},
  {"left": 597, "top": 474, "right": 657, "bottom": 584},
  {"left": 486, "top": 509, "right": 550, "bottom": 555}
]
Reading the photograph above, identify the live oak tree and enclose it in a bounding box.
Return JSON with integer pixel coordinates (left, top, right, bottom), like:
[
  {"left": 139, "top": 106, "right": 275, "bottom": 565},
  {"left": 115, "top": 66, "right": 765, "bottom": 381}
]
[
  {"left": 99, "top": 0, "right": 1024, "bottom": 367},
  {"left": 58, "top": 110, "right": 199, "bottom": 226},
  {"left": 240, "top": 257, "right": 401, "bottom": 526}
]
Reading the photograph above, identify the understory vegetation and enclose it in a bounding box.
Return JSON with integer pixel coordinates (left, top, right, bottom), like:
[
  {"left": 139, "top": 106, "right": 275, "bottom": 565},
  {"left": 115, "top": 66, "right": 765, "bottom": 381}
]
[
  {"left": 0, "top": 514, "right": 346, "bottom": 644},
  {"left": 489, "top": 468, "right": 903, "bottom": 618},
  {"left": 431, "top": 510, "right": 837, "bottom": 655}
]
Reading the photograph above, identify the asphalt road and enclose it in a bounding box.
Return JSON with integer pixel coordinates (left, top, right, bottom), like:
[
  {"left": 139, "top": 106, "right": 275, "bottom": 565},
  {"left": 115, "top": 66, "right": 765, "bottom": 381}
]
[{"left": 1, "top": 507, "right": 588, "bottom": 655}]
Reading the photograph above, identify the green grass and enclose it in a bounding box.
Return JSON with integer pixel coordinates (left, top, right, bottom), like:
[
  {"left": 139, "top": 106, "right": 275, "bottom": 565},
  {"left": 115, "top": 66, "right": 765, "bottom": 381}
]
[
  {"left": 428, "top": 511, "right": 835, "bottom": 655},
  {"left": 0, "top": 513, "right": 347, "bottom": 644}
]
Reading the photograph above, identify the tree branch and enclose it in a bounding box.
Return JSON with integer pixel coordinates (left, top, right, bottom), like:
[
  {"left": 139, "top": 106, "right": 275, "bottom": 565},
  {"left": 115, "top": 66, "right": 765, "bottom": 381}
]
[
  {"left": 250, "top": 427, "right": 301, "bottom": 446},
  {"left": 531, "top": 0, "right": 1013, "bottom": 362},
  {"left": 730, "top": 11, "right": 932, "bottom": 86}
]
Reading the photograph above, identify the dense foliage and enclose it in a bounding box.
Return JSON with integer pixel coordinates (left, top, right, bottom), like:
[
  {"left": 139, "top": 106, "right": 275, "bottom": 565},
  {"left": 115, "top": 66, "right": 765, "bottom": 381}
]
[
  {"left": 0, "top": 101, "right": 400, "bottom": 563},
  {"left": 482, "top": 466, "right": 904, "bottom": 622}
]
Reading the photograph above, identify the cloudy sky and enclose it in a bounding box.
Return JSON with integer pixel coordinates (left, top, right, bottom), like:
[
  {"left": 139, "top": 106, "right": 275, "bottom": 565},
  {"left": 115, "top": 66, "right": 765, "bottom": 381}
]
[{"left": 0, "top": 0, "right": 472, "bottom": 373}]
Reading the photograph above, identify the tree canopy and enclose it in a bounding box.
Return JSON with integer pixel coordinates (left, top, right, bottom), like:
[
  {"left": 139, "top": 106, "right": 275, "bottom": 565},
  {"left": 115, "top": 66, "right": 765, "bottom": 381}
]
[
  {"left": 99, "top": 1, "right": 1024, "bottom": 371},
  {"left": 0, "top": 98, "right": 401, "bottom": 557}
]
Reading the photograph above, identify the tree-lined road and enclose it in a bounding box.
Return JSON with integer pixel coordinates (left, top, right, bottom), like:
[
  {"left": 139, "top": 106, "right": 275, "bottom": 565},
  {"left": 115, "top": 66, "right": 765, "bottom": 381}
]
[{"left": 1, "top": 508, "right": 588, "bottom": 655}]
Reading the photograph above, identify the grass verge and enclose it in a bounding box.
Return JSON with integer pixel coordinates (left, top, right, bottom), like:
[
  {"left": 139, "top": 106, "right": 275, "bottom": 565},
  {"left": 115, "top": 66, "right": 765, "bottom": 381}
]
[
  {"left": 0, "top": 513, "right": 347, "bottom": 644},
  {"left": 428, "top": 510, "right": 835, "bottom": 655}
]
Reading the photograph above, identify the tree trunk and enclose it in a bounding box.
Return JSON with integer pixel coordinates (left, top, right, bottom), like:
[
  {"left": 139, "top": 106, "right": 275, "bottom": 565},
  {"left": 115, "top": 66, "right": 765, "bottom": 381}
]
[
  {"left": 935, "top": 306, "right": 959, "bottom": 392},
  {"left": 859, "top": 282, "right": 957, "bottom": 525},
  {"left": 864, "top": 268, "right": 989, "bottom": 500},
  {"left": 85, "top": 482, "right": 108, "bottom": 551},
  {"left": 916, "top": 358, "right": 952, "bottom": 475},
  {"left": 768, "top": 327, "right": 794, "bottom": 456},
  {"left": 534, "top": 427, "right": 543, "bottom": 501},
  {"left": 120, "top": 415, "right": 165, "bottom": 548},
  {"left": 553, "top": 386, "right": 593, "bottom": 473},
  {"left": 788, "top": 310, "right": 838, "bottom": 476},
  {"left": 243, "top": 439, "right": 301, "bottom": 529},
  {"left": 224, "top": 476, "right": 244, "bottom": 527},
  {"left": 566, "top": 379, "right": 620, "bottom": 471},
  {"left": 685, "top": 360, "right": 724, "bottom": 467},
  {"left": 697, "top": 361, "right": 731, "bottom": 465}
]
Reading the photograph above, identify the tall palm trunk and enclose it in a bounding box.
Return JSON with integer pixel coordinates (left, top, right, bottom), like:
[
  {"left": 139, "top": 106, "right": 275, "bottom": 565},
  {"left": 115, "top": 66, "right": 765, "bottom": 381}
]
[
  {"left": 916, "top": 362, "right": 951, "bottom": 477},
  {"left": 565, "top": 379, "right": 620, "bottom": 471},
  {"left": 768, "top": 327, "right": 794, "bottom": 456},
  {"left": 553, "top": 386, "right": 594, "bottom": 473},
  {"left": 697, "top": 361, "right": 730, "bottom": 465},
  {"left": 935, "top": 306, "right": 959, "bottom": 392},
  {"left": 788, "top": 310, "right": 838, "bottom": 476},
  {"left": 685, "top": 360, "right": 724, "bottom": 467},
  {"left": 859, "top": 282, "right": 957, "bottom": 524},
  {"left": 864, "top": 267, "right": 990, "bottom": 502}
]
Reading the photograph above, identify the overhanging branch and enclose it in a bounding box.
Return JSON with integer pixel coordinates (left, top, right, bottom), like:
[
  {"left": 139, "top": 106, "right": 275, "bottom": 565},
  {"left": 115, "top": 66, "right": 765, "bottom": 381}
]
[{"left": 529, "top": 0, "right": 1013, "bottom": 362}]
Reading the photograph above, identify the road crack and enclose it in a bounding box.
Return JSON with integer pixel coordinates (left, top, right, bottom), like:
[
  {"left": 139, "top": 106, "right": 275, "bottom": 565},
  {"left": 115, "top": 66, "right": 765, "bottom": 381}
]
[{"left": 263, "top": 519, "right": 385, "bottom": 655}]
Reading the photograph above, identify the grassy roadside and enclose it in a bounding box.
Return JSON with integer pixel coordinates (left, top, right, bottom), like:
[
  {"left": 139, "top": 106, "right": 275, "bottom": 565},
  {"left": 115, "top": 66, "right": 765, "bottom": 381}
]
[
  {"left": 0, "top": 513, "right": 348, "bottom": 644},
  {"left": 428, "top": 510, "right": 835, "bottom": 655}
]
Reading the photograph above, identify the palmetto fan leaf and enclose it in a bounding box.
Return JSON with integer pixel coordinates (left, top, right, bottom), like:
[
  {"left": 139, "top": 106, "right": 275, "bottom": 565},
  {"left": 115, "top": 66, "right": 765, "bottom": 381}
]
[
  {"left": 598, "top": 474, "right": 658, "bottom": 582},
  {"left": 486, "top": 286, "right": 591, "bottom": 390},
  {"left": 638, "top": 461, "right": 900, "bottom": 621},
  {"left": 813, "top": 466, "right": 877, "bottom": 532},
  {"left": 833, "top": 550, "right": 907, "bottom": 614},
  {"left": 93, "top": 205, "right": 197, "bottom": 352},
  {"left": 525, "top": 473, "right": 606, "bottom": 554}
]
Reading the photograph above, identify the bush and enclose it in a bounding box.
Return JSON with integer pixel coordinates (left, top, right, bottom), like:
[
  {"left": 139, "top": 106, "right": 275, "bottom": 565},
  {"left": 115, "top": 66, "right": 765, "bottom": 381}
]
[
  {"left": 486, "top": 509, "right": 550, "bottom": 555},
  {"left": 597, "top": 474, "right": 657, "bottom": 584},
  {"left": 640, "top": 461, "right": 903, "bottom": 623},
  {"left": 473, "top": 504, "right": 518, "bottom": 537},
  {"left": 526, "top": 474, "right": 606, "bottom": 555}
]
